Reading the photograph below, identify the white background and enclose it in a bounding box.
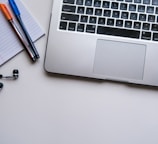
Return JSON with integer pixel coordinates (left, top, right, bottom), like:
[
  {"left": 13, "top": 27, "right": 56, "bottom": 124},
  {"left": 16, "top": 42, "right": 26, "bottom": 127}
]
[{"left": 0, "top": 0, "right": 158, "bottom": 144}]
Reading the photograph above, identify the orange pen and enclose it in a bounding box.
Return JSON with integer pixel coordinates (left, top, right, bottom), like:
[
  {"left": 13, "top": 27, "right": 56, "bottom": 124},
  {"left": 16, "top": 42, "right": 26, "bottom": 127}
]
[{"left": 0, "top": 4, "right": 36, "bottom": 62}]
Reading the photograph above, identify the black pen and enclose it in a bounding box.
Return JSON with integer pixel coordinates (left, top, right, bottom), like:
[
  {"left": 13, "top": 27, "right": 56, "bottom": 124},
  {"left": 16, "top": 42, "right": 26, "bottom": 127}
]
[
  {"left": 9, "top": 0, "right": 40, "bottom": 59},
  {"left": 0, "top": 4, "right": 36, "bottom": 62}
]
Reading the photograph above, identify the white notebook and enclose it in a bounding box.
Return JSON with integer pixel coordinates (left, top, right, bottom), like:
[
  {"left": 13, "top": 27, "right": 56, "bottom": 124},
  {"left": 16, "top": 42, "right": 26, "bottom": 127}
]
[{"left": 0, "top": 0, "right": 44, "bottom": 66}]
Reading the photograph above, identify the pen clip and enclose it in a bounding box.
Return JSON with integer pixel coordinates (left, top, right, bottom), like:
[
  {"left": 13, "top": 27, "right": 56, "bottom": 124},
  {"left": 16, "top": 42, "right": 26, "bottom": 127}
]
[
  {"left": 0, "top": 4, "right": 12, "bottom": 20},
  {"left": 8, "top": 0, "right": 20, "bottom": 16}
]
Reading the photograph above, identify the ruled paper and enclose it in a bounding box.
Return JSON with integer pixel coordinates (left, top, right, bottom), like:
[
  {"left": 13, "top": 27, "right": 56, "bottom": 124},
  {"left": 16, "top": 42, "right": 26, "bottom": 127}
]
[{"left": 0, "top": 0, "right": 44, "bottom": 66}]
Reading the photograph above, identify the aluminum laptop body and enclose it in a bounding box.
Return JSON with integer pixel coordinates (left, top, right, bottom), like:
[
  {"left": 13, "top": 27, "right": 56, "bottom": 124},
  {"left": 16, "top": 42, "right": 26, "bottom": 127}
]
[{"left": 45, "top": 0, "right": 158, "bottom": 86}]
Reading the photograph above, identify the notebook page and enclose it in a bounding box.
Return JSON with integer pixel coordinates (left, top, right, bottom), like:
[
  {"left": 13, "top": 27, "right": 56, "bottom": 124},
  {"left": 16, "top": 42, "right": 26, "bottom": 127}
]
[{"left": 0, "top": 0, "right": 45, "bottom": 66}]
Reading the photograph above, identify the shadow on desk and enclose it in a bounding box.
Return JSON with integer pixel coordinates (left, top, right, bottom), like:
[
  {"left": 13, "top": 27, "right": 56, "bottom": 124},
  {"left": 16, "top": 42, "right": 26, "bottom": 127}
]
[{"left": 44, "top": 71, "right": 158, "bottom": 92}]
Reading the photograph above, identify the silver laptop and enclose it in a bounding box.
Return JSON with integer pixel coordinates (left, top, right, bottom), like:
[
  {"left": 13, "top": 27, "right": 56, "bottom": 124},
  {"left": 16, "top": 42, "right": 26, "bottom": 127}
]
[{"left": 45, "top": 0, "right": 158, "bottom": 86}]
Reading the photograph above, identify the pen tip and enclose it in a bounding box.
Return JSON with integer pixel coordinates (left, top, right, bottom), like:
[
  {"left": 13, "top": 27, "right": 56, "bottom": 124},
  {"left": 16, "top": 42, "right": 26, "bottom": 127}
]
[{"left": 0, "top": 3, "right": 13, "bottom": 20}]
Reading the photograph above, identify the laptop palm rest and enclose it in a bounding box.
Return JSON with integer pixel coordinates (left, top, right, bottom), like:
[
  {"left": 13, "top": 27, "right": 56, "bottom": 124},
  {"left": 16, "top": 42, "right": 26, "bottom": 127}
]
[{"left": 93, "top": 39, "right": 146, "bottom": 80}]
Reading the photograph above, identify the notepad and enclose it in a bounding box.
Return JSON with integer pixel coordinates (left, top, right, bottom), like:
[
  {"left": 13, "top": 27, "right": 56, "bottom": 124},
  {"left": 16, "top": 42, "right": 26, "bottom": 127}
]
[{"left": 0, "top": 0, "right": 44, "bottom": 66}]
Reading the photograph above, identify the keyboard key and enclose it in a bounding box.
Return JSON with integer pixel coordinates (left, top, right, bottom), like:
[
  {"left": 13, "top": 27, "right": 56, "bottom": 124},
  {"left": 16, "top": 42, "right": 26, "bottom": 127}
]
[
  {"left": 152, "top": 24, "right": 158, "bottom": 31},
  {"left": 156, "top": 7, "right": 158, "bottom": 14},
  {"left": 98, "top": 18, "right": 106, "bottom": 25},
  {"left": 97, "top": 26, "right": 140, "bottom": 39},
  {"left": 147, "top": 6, "right": 154, "bottom": 13},
  {"left": 62, "top": 5, "right": 76, "bottom": 13},
  {"left": 86, "top": 8, "right": 94, "bottom": 15},
  {"left": 138, "top": 5, "right": 145, "bottom": 12},
  {"left": 141, "top": 31, "right": 151, "bottom": 40},
  {"left": 112, "top": 11, "right": 120, "bottom": 18},
  {"left": 76, "top": 0, "right": 83, "bottom": 5},
  {"left": 152, "top": 0, "right": 158, "bottom": 5},
  {"left": 60, "top": 21, "right": 67, "bottom": 30},
  {"left": 139, "top": 14, "right": 147, "bottom": 21},
  {"left": 94, "top": 0, "right": 101, "bottom": 7},
  {"left": 86, "top": 25, "right": 96, "bottom": 33},
  {"left": 107, "top": 19, "right": 115, "bottom": 26},
  {"left": 121, "top": 12, "right": 129, "bottom": 19},
  {"left": 68, "top": 22, "right": 76, "bottom": 31},
  {"left": 153, "top": 33, "right": 158, "bottom": 41},
  {"left": 81, "top": 15, "right": 88, "bottom": 23},
  {"left": 111, "top": 2, "right": 119, "bottom": 9},
  {"left": 134, "top": 0, "right": 141, "bottom": 3},
  {"left": 129, "top": 4, "right": 137, "bottom": 11},
  {"left": 143, "top": 0, "right": 150, "bottom": 4},
  {"left": 125, "top": 21, "right": 132, "bottom": 28},
  {"left": 85, "top": 0, "right": 92, "bottom": 6},
  {"left": 134, "top": 22, "right": 141, "bottom": 29},
  {"left": 61, "top": 13, "right": 79, "bottom": 22},
  {"left": 120, "top": 3, "right": 127, "bottom": 10},
  {"left": 125, "top": 0, "right": 132, "bottom": 2},
  {"left": 63, "top": 0, "right": 75, "bottom": 4},
  {"left": 130, "top": 13, "right": 138, "bottom": 20},
  {"left": 77, "top": 7, "right": 85, "bottom": 14},
  {"left": 89, "top": 16, "right": 97, "bottom": 24},
  {"left": 104, "top": 10, "right": 111, "bottom": 17},
  {"left": 77, "top": 23, "right": 85, "bottom": 32},
  {"left": 143, "top": 23, "right": 150, "bottom": 30},
  {"left": 95, "top": 9, "right": 102, "bottom": 16},
  {"left": 116, "top": 19, "right": 123, "bottom": 27},
  {"left": 148, "top": 15, "right": 155, "bottom": 22},
  {"left": 102, "top": 1, "right": 110, "bottom": 8}
]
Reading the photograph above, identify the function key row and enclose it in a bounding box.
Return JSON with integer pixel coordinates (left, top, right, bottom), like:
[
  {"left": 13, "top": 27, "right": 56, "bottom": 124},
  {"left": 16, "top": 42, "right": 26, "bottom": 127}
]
[
  {"left": 117, "top": 0, "right": 158, "bottom": 5},
  {"left": 63, "top": 0, "right": 158, "bottom": 6},
  {"left": 62, "top": 4, "right": 158, "bottom": 15},
  {"left": 117, "top": 0, "right": 158, "bottom": 6},
  {"left": 63, "top": 0, "right": 103, "bottom": 7}
]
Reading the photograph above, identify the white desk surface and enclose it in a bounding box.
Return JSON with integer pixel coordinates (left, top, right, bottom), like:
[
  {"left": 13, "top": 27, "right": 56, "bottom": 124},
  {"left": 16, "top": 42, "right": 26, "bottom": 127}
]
[{"left": 1, "top": 0, "right": 158, "bottom": 144}]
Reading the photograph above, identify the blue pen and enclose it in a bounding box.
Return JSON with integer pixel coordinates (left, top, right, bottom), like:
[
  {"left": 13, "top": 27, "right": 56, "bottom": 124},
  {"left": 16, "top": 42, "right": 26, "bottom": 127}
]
[{"left": 8, "top": 0, "right": 40, "bottom": 59}]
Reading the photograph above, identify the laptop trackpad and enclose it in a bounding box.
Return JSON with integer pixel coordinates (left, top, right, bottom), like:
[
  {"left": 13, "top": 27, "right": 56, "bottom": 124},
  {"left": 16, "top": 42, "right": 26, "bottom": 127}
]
[{"left": 93, "top": 39, "right": 146, "bottom": 80}]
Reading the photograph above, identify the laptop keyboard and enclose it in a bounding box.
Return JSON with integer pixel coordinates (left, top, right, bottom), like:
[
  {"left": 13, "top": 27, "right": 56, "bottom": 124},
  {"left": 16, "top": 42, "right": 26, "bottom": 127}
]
[{"left": 59, "top": 0, "right": 158, "bottom": 41}]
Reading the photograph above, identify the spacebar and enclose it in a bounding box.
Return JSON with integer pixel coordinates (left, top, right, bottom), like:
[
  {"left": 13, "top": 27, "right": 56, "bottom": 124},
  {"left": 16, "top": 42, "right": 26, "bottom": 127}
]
[{"left": 97, "top": 26, "right": 140, "bottom": 39}]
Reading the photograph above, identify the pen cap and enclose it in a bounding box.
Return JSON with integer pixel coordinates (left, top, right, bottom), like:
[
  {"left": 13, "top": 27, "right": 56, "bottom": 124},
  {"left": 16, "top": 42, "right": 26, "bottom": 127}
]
[
  {"left": 8, "top": 0, "right": 20, "bottom": 16},
  {"left": 0, "top": 4, "right": 12, "bottom": 20}
]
